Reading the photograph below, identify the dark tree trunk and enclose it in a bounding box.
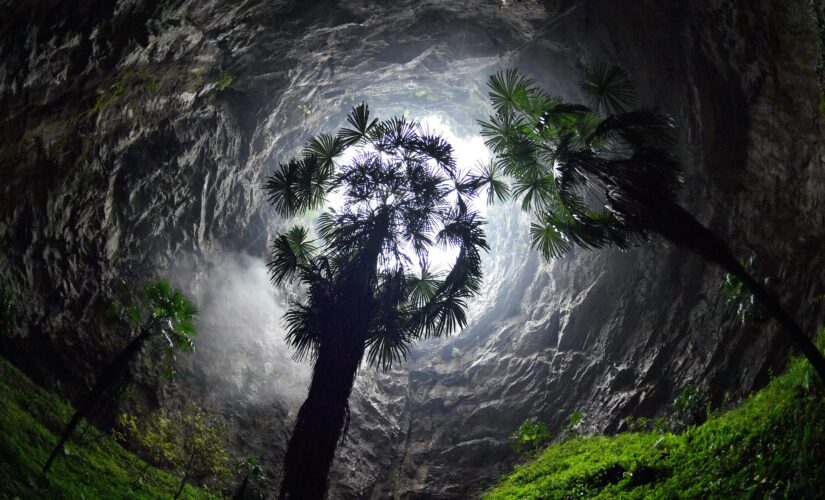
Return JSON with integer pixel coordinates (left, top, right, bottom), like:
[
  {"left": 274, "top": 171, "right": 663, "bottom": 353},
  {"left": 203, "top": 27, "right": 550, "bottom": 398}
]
[
  {"left": 278, "top": 328, "right": 367, "bottom": 499},
  {"left": 173, "top": 452, "right": 196, "bottom": 500},
  {"left": 42, "top": 327, "right": 152, "bottom": 474},
  {"left": 278, "top": 211, "right": 387, "bottom": 499},
  {"left": 234, "top": 474, "right": 250, "bottom": 499},
  {"left": 652, "top": 198, "right": 825, "bottom": 381}
]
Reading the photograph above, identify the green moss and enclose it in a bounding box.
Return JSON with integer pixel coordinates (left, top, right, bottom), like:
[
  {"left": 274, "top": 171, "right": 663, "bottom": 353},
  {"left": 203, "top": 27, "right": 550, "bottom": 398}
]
[
  {"left": 0, "top": 357, "right": 217, "bottom": 499},
  {"left": 216, "top": 73, "right": 234, "bottom": 92},
  {"left": 84, "top": 70, "right": 161, "bottom": 118},
  {"left": 485, "top": 332, "right": 825, "bottom": 499}
]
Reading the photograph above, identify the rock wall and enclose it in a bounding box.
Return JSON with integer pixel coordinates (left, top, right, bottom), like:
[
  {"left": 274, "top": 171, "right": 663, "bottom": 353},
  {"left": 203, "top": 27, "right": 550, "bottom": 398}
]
[{"left": 1, "top": 0, "right": 823, "bottom": 498}]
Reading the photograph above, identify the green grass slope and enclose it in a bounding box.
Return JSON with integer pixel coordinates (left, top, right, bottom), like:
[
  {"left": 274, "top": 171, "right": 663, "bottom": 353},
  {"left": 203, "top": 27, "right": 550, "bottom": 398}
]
[
  {"left": 485, "top": 338, "right": 825, "bottom": 499},
  {"left": 0, "top": 357, "right": 215, "bottom": 499}
]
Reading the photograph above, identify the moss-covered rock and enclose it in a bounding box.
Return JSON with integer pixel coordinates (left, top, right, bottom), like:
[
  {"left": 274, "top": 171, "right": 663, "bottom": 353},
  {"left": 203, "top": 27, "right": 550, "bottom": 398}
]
[
  {"left": 0, "top": 357, "right": 216, "bottom": 499},
  {"left": 485, "top": 334, "right": 825, "bottom": 499}
]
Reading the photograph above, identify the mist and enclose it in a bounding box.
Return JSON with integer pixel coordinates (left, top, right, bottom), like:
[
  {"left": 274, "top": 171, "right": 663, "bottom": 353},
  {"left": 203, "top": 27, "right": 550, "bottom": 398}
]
[{"left": 169, "top": 252, "right": 312, "bottom": 410}]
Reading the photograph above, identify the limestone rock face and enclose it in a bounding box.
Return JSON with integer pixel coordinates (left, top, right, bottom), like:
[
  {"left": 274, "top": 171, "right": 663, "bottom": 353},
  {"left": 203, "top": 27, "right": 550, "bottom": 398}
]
[{"left": 1, "top": 0, "right": 824, "bottom": 498}]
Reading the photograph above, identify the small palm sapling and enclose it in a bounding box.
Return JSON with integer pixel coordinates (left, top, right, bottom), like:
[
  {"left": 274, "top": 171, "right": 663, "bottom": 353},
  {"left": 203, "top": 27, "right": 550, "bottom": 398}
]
[{"left": 42, "top": 279, "right": 198, "bottom": 474}]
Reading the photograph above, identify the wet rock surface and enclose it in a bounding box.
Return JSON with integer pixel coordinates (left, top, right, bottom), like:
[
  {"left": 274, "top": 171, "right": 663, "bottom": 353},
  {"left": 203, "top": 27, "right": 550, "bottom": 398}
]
[{"left": 1, "top": 0, "right": 824, "bottom": 498}]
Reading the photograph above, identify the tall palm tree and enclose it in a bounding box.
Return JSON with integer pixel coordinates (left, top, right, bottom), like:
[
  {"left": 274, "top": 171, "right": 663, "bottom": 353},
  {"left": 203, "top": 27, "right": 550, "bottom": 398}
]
[
  {"left": 265, "top": 104, "right": 488, "bottom": 499},
  {"left": 477, "top": 66, "right": 825, "bottom": 381}
]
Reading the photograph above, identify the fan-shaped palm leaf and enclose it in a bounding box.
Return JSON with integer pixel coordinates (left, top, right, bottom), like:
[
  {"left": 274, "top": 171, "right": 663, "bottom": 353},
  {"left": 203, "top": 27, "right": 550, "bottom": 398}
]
[
  {"left": 407, "top": 266, "right": 443, "bottom": 307},
  {"left": 283, "top": 303, "right": 323, "bottom": 362},
  {"left": 412, "top": 132, "right": 456, "bottom": 175},
  {"left": 268, "top": 225, "right": 316, "bottom": 285},
  {"left": 338, "top": 102, "right": 378, "bottom": 147},
  {"left": 530, "top": 217, "right": 572, "bottom": 259},
  {"left": 580, "top": 63, "right": 636, "bottom": 115},
  {"left": 471, "top": 160, "right": 511, "bottom": 204},
  {"left": 479, "top": 109, "right": 529, "bottom": 156},
  {"left": 304, "top": 133, "right": 344, "bottom": 171},
  {"left": 487, "top": 69, "right": 535, "bottom": 114}
]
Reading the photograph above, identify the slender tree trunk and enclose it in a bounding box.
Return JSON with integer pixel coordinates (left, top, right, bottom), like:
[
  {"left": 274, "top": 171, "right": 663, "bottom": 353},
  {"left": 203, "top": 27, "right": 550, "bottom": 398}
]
[
  {"left": 42, "top": 327, "right": 152, "bottom": 474},
  {"left": 174, "top": 453, "right": 196, "bottom": 500},
  {"left": 278, "top": 329, "right": 367, "bottom": 499},
  {"left": 653, "top": 198, "right": 825, "bottom": 381},
  {"left": 234, "top": 474, "right": 250, "bottom": 500}
]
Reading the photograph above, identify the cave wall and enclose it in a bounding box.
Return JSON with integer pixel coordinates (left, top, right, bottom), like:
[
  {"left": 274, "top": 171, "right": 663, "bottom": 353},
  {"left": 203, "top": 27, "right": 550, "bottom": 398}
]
[
  {"left": 1, "top": 0, "right": 824, "bottom": 498},
  {"left": 367, "top": 1, "right": 825, "bottom": 497}
]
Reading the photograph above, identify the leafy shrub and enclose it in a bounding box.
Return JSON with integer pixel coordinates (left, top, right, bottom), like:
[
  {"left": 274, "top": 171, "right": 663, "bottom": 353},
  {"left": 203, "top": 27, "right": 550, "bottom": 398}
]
[
  {"left": 484, "top": 331, "right": 825, "bottom": 499},
  {"left": 511, "top": 419, "right": 551, "bottom": 455},
  {"left": 721, "top": 273, "right": 759, "bottom": 324},
  {"left": 117, "top": 404, "right": 231, "bottom": 497}
]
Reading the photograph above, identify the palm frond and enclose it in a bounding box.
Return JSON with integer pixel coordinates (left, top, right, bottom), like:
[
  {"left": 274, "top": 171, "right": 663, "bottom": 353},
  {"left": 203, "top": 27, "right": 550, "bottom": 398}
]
[
  {"left": 580, "top": 63, "right": 636, "bottom": 115},
  {"left": 407, "top": 266, "right": 443, "bottom": 307},
  {"left": 338, "top": 102, "right": 378, "bottom": 147},
  {"left": 414, "top": 294, "right": 468, "bottom": 339},
  {"left": 412, "top": 132, "right": 456, "bottom": 175},
  {"left": 283, "top": 303, "right": 322, "bottom": 362},
  {"left": 365, "top": 327, "right": 411, "bottom": 371},
  {"left": 512, "top": 173, "right": 556, "bottom": 213},
  {"left": 530, "top": 218, "right": 572, "bottom": 259},
  {"left": 264, "top": 157, "right": 331, "bottom": 217},
  {"left": 588, "top": 110, "right": 676, "bottom": 151},
  {"left": 535, "top": 103, "right": 590, "bottom": 135},
  {"left": 304, "top": 133, "right": 344, "bottom": 170},
  {"left": 479, "top": 109, "right": 528, "bottom": 155},
  {"left": 471, "top": 160, "right": 511, "bottom": 205},
  {"left": 366, "top": 269, "right": 413, "bottom": 370},
  {"left": 487, "top": 69, "right": 535, "bottom": 114},
  {"left": 372, "top": 116, "right": 419, "bottom": 152}
]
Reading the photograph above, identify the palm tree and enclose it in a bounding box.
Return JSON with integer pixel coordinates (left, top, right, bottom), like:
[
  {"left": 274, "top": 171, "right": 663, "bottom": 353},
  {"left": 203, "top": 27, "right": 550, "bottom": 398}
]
[
  {"left": 265, "top": 103, "right": 488, "bottom": 499},
  {"left": 477, "top": 66, "right": 825, "bottom": 381},
  {"left": 42, "top": 279, "right": 198, "bottom": 474}
]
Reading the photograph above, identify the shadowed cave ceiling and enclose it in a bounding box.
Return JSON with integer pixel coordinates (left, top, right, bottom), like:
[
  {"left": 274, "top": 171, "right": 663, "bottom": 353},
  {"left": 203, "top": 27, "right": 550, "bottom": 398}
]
[{"left": 1, "top": 0, "right": 824, "bottom": 497}]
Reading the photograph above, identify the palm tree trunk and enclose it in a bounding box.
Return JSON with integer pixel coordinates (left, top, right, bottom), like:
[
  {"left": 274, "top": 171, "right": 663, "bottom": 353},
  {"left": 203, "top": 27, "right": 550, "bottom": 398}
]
[
  {"left": 278, "top": 330, "right": 367, "bottom": 499},
  {"left": 42, "top": 327, "right": 152, "bottom": 474},
  {"left": 279, "top": 210, "right": 388, "bottom": 499},
  {"left": 653, "top": 199, "right": 825, "bottom": 381}
]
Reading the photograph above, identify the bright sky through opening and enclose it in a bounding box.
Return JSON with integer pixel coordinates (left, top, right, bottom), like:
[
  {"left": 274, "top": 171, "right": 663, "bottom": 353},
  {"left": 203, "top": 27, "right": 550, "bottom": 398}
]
[{"left": 326, "top": 115, "right": 491, "bottom": 273}]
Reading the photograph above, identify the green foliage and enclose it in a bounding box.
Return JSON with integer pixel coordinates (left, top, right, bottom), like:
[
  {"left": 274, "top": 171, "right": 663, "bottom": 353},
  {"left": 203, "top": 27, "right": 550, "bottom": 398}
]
[
  {"left": 623, "top": 416, "right": 650, "bottom": 432},
  {"left": 235, "top": 455, "right": 266, "bottom": 499},
  {"left": 511, "top": 419, "right": 551, "bottom": 455},
  {"left": 721, "top": 269, "right": 762, "bottom": 324},
  {"left": 484, "top": 332, "right": 825, "bottom": 498},
  {"left": 216, "top": 73, "right": 234, "bottom": 92},
  {"left": 117, "top": 404, "right": 231, "bottom": 495},
  {"left": 479, "top": 65, "right": 679, "bottom": 260},
  {"left": 110, "top": 279, "right": 199, "bottom": 381},
  {"left": 0, "top": 357, "right": 215, "bottom": 499},
  {"left": 668, "top": 384, "right": 709, "bottom": 432},
  {"left": 568, "top": 410, "right": 582, "bottom": 429},
  {"left": 85, "top": 70, "right": 160, "bottom": 118},
  {"left": 580, "top": 63, "right": 637, "bottom": 115}
]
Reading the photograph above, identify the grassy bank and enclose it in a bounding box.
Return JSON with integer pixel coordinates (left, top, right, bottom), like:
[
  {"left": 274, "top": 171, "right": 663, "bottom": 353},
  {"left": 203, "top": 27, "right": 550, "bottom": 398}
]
[
  {"left": 485, "top": 334, "right": 825, "bottom": 499},
  {"left": 0, "top": 357, "right": 215, "bottom": 499}
]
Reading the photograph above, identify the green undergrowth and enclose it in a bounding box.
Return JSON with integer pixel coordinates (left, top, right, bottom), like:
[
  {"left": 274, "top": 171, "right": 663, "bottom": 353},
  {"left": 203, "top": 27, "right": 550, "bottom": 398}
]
[
  {"left": 485, "top": 333, "right": 825, "bottom": 499},
  {"left": 0, "top": 357, "right": 215, "bottom": 499}
]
